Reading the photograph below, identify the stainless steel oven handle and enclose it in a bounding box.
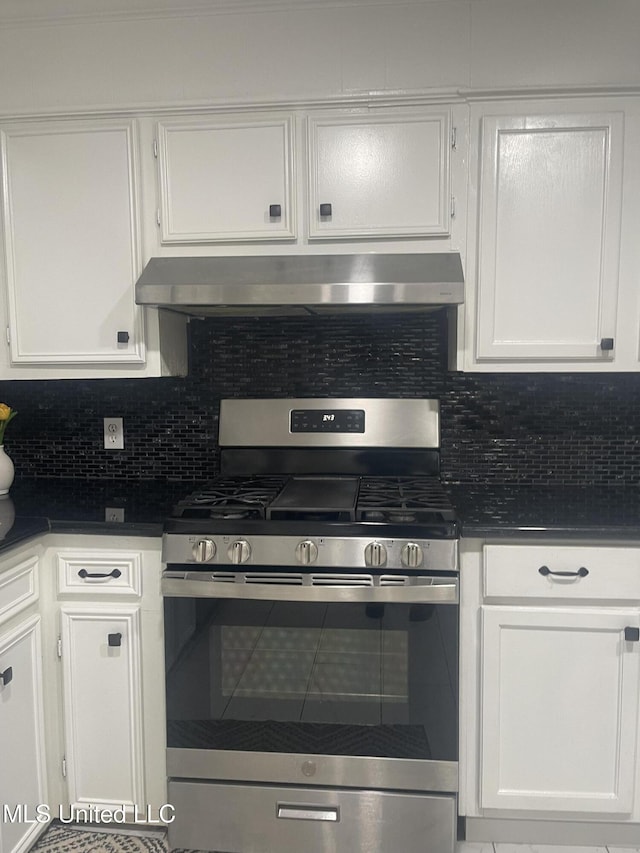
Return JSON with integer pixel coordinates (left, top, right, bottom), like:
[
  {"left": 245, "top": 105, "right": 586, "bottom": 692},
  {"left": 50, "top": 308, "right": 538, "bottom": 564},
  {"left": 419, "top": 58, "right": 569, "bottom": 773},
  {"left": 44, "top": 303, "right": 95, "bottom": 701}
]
[
  {"left": 277, "top": 804, "right": 339, "bottom": 822},
  {"left": 161, "top": 575, "right": 458, "bottom": 604}
]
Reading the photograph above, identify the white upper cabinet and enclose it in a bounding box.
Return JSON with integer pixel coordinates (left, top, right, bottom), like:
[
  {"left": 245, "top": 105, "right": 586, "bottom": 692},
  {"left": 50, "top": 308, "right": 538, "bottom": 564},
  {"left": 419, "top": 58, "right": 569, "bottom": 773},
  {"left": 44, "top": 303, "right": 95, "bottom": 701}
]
[
  {"left": 306, "top": 111, "right": 451, "bottom": 240},
  {"left": 156, "top": 115, "right": 296, "bottom": 243},
  {"left": 476, "top": 111, "right": 623, "bottom": 363},
  {"left": 0, "top": 118, "right": 187, "bottom": 379},
  {"left": 149, "top": 106, "right": 464, "bottom": 252},
  {"left": 1, "top": 119, "right": 144, "bottom": 364},
  {"left": 456, "top": 99, "right": 640, "bottom": 372}
]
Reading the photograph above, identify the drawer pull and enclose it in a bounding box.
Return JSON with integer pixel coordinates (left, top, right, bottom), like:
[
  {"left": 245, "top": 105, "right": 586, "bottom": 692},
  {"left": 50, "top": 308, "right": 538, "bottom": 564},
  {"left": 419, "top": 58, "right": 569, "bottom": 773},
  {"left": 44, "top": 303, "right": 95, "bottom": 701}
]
[
  {"left": 108, "top": 632, "right": 122, "bottom": 647},
  {"left": 0, "top": 666, "right": 13, "bottom": 686},
  {"left": 78, "top": 568, "right": 122, "bottom": 580},
  {"left": 624, "top": 627, "right": 640, "bottom": 642},
  {"left": 277, "top": 804, "right": 339, "bottom": 822},
  {"left": 538, "top": 566, "right": 589, "bottom": 579}
]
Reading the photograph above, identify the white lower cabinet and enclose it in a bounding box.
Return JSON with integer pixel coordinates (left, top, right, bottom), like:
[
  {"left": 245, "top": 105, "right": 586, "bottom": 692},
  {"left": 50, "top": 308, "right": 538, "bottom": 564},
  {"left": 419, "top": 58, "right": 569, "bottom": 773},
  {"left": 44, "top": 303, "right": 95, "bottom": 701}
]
[
  {"left": 460, "top": 539, "right": 640, "bottom": 840},
  {"left": 0, "top": 542, "right": 47, "bottom": 853},
  {"left": 59, "top": 604, "right": 144, "bottom": 812},
  {"left": 0, "top": 615, "right": 47, "bottom": 853},
  {"left": 40, "top": 535, "right": 166, "bottom": 823},
  {"left": 481, "top": 605, "right": 640, "bottom": 814}
]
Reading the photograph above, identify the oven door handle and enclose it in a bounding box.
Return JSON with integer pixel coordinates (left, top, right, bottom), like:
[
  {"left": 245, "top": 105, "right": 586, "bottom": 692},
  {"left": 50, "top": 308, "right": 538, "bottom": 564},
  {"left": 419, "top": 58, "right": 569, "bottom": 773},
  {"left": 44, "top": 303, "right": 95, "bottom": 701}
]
[{"left": 161, "top": 576, "right": 458, "bottom": 604}]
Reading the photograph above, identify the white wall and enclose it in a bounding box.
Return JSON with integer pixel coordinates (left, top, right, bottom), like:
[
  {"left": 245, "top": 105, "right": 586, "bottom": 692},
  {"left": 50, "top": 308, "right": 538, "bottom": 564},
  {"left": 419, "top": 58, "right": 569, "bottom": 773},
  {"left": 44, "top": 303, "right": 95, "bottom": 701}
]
[{"left": 0, "top": 0, "right": 638, "bottom": 115}]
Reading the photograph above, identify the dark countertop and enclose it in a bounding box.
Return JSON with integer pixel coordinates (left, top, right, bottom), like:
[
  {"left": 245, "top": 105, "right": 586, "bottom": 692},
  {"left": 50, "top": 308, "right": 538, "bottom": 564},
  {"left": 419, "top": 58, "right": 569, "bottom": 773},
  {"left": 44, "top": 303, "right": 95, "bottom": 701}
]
[
  {"left": 0, "top": 510, "right": 50, "bottom": 553},
  {"left": 2, "top": 479, "right": 640, "bottom": 557},
  {"left": 0, "top": 478, "right": 191, "bottom": 554},
  {"left": 447, "top": 483, "right": 640, "bottom": 540}
]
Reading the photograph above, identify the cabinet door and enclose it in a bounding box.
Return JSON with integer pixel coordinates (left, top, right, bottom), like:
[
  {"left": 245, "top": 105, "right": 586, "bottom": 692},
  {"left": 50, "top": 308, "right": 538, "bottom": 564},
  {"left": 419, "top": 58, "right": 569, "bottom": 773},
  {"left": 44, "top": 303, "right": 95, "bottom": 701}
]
[
  {"left": 307, "top": 112, "right": 450, "bottom": 239},
  {"left": 0, "top": 120, "right": 144, "bottom": 364},
  {"left": 0, "top": 616, "right": 47, "bottom": 853},
  {"left": 156, "top": 116, "right": 295, "bottom": 242},
  {"left": 60, "top": 605, "right": 144, "bottom": 811},
  {"left": 475, "top": 112, "right": 623, "bottom": 362},
  {"left": 481, "top": 606, "right": 640, "bottom": 814}
]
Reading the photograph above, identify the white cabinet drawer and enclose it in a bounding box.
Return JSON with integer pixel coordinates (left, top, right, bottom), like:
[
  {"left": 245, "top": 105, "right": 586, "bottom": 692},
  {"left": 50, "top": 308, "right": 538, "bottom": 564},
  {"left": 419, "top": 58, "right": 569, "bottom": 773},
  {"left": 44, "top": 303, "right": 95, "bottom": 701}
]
[
  {"left": 483, "top": 544, "right": 640, "bottom": 602},
  {"left": 57, "top": 550, "right": 142, "bottom": 597},
  {"left": 0, "top": 555, "right": 39, "bottom": 624}
]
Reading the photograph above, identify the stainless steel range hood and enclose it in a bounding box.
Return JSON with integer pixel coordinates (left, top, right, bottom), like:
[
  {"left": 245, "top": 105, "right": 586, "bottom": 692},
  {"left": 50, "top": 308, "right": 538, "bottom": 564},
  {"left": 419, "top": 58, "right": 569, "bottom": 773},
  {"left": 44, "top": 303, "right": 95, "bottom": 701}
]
[{"left": 134, "top": 253, "right": 464, "bottom": 317}]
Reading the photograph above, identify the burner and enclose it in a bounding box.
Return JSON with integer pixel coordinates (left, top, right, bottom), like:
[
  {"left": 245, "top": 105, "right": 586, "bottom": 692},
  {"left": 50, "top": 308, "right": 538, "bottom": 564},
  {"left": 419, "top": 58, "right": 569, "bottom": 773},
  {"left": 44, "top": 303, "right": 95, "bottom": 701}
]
[
  {"left": 387, "top": 512, "right": 417, "bottom": 523},
  {"left": 361, "top": 510, "right": 386, "bottom": 522},
  {"left": 209, "top": 510, "right": 253, "bottom": 520}
]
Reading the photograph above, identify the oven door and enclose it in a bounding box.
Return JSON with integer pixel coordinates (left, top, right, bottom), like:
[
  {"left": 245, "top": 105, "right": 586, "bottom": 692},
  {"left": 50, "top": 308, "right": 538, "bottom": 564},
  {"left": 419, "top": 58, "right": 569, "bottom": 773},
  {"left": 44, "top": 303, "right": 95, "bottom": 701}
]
[{"left": 162, "top": 569, "right": 458, "bottom": 794}]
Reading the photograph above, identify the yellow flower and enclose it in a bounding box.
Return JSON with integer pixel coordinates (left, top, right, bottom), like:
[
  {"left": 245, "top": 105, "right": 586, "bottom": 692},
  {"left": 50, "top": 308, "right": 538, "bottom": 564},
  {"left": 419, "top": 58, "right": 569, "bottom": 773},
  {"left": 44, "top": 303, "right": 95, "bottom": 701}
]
[{"left": 0, "top": 404, "right": 17, "bottom": 445}]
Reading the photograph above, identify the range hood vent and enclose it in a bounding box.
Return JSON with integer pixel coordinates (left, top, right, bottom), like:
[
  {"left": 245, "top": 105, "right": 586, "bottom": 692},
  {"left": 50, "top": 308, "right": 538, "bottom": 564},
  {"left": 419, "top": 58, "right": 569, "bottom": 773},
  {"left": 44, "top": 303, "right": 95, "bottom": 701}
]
[{"left": 134, "top": 253, "right": 464, "bottom": 317}]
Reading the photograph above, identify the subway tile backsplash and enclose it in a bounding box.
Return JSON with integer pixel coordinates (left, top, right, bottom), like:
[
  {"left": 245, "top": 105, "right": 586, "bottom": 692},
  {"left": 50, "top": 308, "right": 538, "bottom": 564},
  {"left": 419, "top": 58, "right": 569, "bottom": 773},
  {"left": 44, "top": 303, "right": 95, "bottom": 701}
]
[{"left": 2, "top": 310, "right": 640, "bottom": 485}]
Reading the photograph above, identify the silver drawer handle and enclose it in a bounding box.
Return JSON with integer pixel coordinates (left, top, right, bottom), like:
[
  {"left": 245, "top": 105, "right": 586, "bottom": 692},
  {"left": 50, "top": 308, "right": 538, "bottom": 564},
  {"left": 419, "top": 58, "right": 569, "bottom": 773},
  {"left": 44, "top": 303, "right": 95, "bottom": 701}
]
[
  {"left": 277, "top": 805, "right": 339, "bottom": 822},
  {"left": 538, "top": 565, "right": 589, "bottom": 579}
]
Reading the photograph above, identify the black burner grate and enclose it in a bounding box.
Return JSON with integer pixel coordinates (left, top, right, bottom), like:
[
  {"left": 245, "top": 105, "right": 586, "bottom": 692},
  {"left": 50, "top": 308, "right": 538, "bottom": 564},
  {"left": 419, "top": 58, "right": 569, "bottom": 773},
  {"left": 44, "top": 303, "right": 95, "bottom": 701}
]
[
  {"left": 356, "top": 476, "right": 456, "bottom": 523},
  {"left": 173, "top": 476, "right": 288, "bottom": 519}
]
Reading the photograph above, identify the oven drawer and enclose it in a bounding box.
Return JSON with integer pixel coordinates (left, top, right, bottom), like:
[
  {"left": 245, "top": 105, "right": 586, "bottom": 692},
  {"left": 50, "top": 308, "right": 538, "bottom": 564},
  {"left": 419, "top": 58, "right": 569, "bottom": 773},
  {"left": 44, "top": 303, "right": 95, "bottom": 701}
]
[
  {"left": 483, "top": 544, "right": 640, "bottom": 602},
  {"left": 168, "top": 781, "right": 456, "bottom": 853}
]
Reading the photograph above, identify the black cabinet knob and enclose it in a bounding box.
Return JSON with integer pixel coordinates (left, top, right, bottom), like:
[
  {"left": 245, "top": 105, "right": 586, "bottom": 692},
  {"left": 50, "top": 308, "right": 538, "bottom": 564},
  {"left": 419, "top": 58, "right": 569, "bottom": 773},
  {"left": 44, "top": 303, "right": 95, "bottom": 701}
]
[
  {"left": 319, "top": 203, "right": 332, "bottom": 217},
  {"left": 624, "top": 627, "right": 640, "bottom": 642},
  {"left": 108, "top": 633, "right": 122, "bottom": 647},
  {"left": 600, "top": 337, "right": 614, "bottom": 351},
  {"left": 117, "top": 331, "right": 130, "bottom": 344},
  {"left": 269, "top": 204, "right": 282, "bottom": 218},
  {"left": 0, "top": 666, "right": 13, "bottom": 686}
]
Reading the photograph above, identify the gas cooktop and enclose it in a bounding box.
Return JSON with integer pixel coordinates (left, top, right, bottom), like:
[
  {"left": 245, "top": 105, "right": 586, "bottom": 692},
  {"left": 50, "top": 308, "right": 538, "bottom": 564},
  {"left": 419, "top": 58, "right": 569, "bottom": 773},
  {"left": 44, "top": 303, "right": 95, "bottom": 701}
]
[{"left": 171, "top": 474, "right": 455, "bottom": 525}]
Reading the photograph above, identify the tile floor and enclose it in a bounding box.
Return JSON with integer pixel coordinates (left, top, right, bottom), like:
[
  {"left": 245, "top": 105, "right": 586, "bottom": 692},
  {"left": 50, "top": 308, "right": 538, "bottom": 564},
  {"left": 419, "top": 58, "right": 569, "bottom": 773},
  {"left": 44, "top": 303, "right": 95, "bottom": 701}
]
[
  {"left": 457, "top": 846, "right": 640, "bottom": 853},
  {"left": 32, "top": 830, "right": 640, "bottom": 853}
]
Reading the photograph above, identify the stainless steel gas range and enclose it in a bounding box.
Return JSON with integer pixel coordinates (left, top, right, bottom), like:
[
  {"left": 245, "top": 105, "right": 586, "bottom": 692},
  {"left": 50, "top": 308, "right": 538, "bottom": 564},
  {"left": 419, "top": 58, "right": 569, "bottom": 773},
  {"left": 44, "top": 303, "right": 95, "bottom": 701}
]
[{"left": 161, "top": 399, "right": 459, "bottom": 853}]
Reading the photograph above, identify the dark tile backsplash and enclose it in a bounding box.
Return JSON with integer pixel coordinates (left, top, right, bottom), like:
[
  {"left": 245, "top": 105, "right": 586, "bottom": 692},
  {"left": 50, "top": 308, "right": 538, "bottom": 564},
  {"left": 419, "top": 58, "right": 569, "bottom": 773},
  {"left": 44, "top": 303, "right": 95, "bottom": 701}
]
[{"left": 2, "top": 310, "right": 640, "bottom": 485}]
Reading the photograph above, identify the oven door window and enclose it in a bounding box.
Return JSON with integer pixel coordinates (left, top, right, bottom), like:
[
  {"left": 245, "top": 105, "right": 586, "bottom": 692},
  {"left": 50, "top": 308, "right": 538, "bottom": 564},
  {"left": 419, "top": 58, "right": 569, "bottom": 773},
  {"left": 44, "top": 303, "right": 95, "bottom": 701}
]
[{"left": 164, "top": 598, "right": 457, "bottom": 762}]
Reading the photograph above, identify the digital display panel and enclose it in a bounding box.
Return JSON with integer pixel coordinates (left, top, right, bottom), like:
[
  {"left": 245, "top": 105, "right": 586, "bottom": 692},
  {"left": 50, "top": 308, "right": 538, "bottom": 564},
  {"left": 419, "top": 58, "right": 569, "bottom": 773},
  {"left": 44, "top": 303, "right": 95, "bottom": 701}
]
[{"left": 290, "top": 409, "right": 365, "bottom": 433}]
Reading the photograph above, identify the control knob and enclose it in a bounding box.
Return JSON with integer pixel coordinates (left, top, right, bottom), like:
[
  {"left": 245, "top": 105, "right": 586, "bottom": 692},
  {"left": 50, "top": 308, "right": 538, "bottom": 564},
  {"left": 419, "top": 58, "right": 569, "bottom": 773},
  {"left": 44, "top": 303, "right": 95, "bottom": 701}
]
[
  {"left": 295, "top": 540, "right": 318, "bottom": 565},
  {"left": 401, "top": 542, "right": 424, "bottom": 568},
  {"left": 364, "top": 541, "right": 387, "bottom": 568},
  {"left": 192, "top": 538, "right": 216, "bottom": 563},
  {"left": 228, "top": 539, "right": 251, "bottom": 565}
]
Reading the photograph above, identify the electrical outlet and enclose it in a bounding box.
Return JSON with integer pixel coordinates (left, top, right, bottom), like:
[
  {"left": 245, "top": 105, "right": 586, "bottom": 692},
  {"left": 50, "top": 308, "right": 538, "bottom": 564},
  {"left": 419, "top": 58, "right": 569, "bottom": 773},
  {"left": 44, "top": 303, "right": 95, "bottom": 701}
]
[
  {"left": 103, "top": 417, "right": 124, "bottom": 450},
  {"left": 105, "top": 507, "right": 125, "bottom": 523}
]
